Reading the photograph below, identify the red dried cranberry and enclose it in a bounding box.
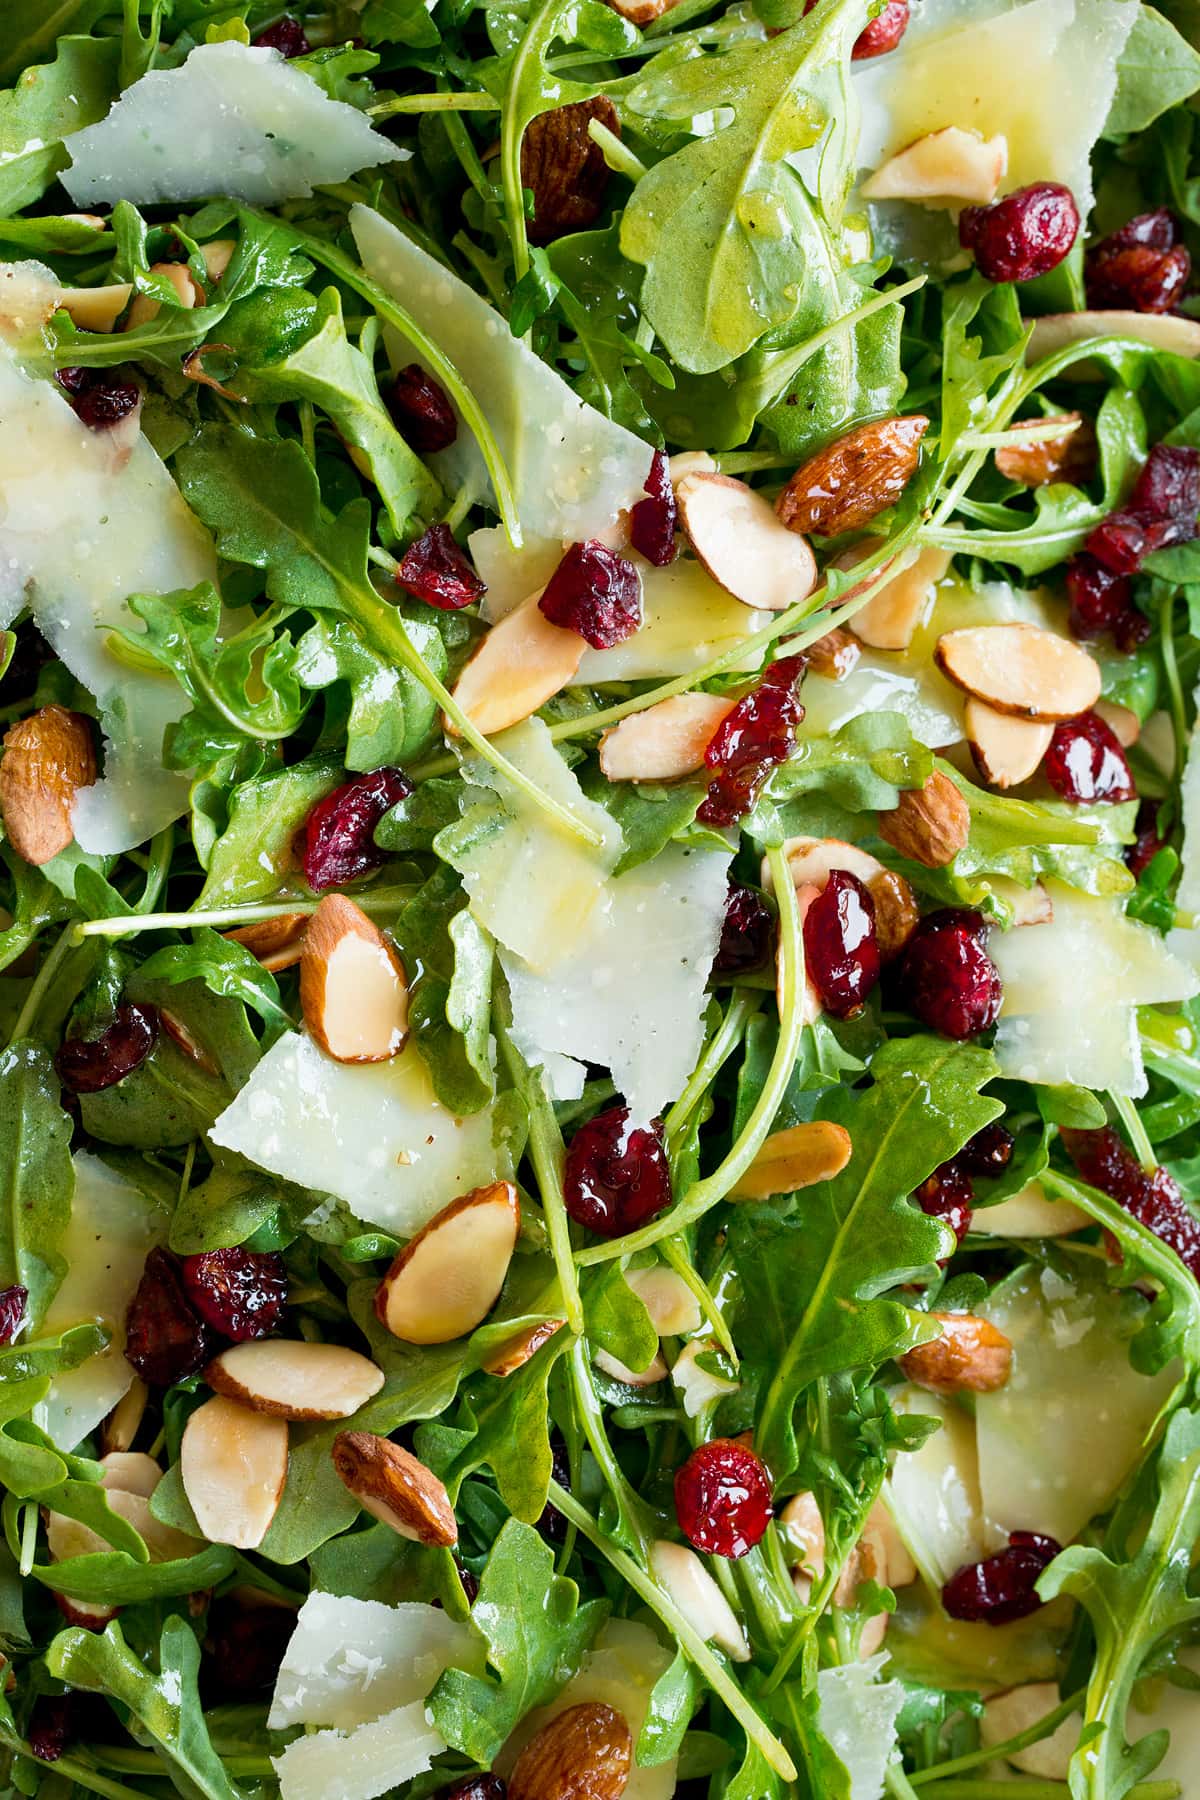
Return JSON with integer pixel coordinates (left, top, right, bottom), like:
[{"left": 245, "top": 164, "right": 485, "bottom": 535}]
[
  {"left": 959, "top": 183, "right": 1079, "bottom": 283},
  {"left": 537, "top": 1438, "right": 571, "bottom": 1544},
  {"left": 204, "top": 1601, "right": 298, "bottom": 1701},
  {"left": 1131, "top": 444, "right": 1200, "bottom": 521},
  {"left": 538, "top": 541, "right": 642, "bottom": 649},
  {"left": 956, "top": 1120, "right": 1015, "bottom": 1179},
  {"left": 802, "top": 870, "right": 880, "bottom": 1019},
  {"left": 1099, "top": 209, "right": 1178, "bottom": 254},
  {"left": 56, "top": 1003, "right": 159, "bottom": 1094},
  {"left": 453, "top": 1558, "right": 480, "bottom": 1606},
  {"left": 1061, "top": 1127, "right": 1200, "bottom": 1279},
  {"left": 1087, "top": 509, "right": 1195, "bottom": 574},
  {"left": 563, "top": 1104, "right": 671, "bottom": 1238},
  {"left": 942, "top": 1531, "right": 1061, "bottom": 1624},
  {"left": 181, "top": 1249, "right": 287, "bottom": 1342},
  {"left": 301, "top": 766, "right": 412, "bottom": 891},
  {"left": 713, "top": 882, "right": 775, "bottom": 976},
  {"left": 124, "top": 1249, "right": 214, "bottom": 1388},
  {"left": 915, "top": 1162, "right": 974, "bottom": 1250},
  {"left": 1066, "top": 554, "right": 1132, "bottom": 639},
  {"left": 1087, "top": 245, "right": 1190, "bottom": 314},
  {"left": 852, "top": 0, "right": 909, "bottom": 55},
  {"left": 629, "top": 451, "right": 678, "bottom": 567},
  {"left": 698, "top": 656, "right": 806, "bottom": 827},
  {"left": 0, "top": 1285, "right": 27, "bottom": 1344},
  {"left": 253, "top": 16, "right": 311, "bottom": 54},
  {"left": 1127, "top": 798, "right": 1165, "bottom": 878},
  {"left": 432, "top": 1780, "right": 508, "bottom": 1800},
  {"left": 56, "top": 366, "right": 140, "bottom": 429},
  {"left": 1044, "top": 712, "right": 1135, "bottom": 805},
  {"left": 28, "top": 1696, "right": 80, "bottom": 1764},
  {"left": 899, "top": 909, "right": 1002, "bottom": 1040},
  {"left": 674, "top": 1438, "right": 773, "bottom": 1559},
  {"left": 388, "top": 365, "right": 457, "bottom": 454},
  {"left": 395, "top": 524, "right": 486, "bottom": 611}
]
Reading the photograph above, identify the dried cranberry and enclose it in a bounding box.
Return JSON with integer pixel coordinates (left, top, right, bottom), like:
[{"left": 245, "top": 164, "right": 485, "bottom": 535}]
[
  {"left": 124, "top": 1249, "right": 214, "bottom": 1388},
  {"left": 1061, "top": 1127, "right": 1200, "bottom": 1279},
  {"left": 453, "top": 1558, "right": 480, "bottom": 1606},
  {"left": 27, "top": 1695, "right": 95, "bottom": 1764},
  {"left": 181, "top": 1249, "right": 287, "bottom": 1342},
  {"left": 1065, "top": 554, "right": 1144, "bottom": 650},
  {"left": 55, "top": 366, "right": 140, "bottom": 429},
  {"left": 629, "top": 452, "right": 678, "bottom": 567},
  {"left": 959, "top": 183, "right": 1079, "bottom": 283},
  {"left": 1044, "top": 712, "right": 1136, "bottom": 805},
  {"left": 301, "top": 766, "right": 412, "bottom": 891},
  {"left": 388, "top": 365, "right": 457, "bottom": 454},
  {"left": 698, "top": 656, "right": 806, "bottom": 827},
  {"left": 852, "top": 0, "right": 909, "bottom": 55},
  {"left": 899, "top": 909, "right": 1002, "bottom": 1040},
  {"left": 0, "top": 1285, "right": 27, "bottom": 1344},
  {"left": 1098, "top": 209, "right": 1178, "bottom": 254},
  {"left": 395, "top": 524, "right": 486, "bottom": 611},
  {"left": 713, "top": 882, "right": 775, "bottom": 976},
  {"left": 1131, "top": 444, "right": 1200, "bottom": 521},
  {"left": 432, "top": 1779, "right": 508, "bottom": 1800},
  {"left": 956, "top": 1120, "right": 1014, "bottom": 1179},
  {"left": 1086, "top": 245, "right": 1190, "bottom": 314},
  {"left": 563, "top": 1104, "right": 671, "bottom": 1238},
  {"left": 674, "top": 1438, "right": 773, "bottom": 1559},
  {"left": 204, "top": 1602, "right": 297, "bottom": 1701},
  {"left": 537, "top": 1438, "right": 571, "bottom": 1544},
  {"left": 802, "top": 870, "right": 880, "bottom": 1019},
  {"left": 538, "top": 541, "right": 642, "bottom": 649},
  {"left": 56, "top": 1003, "right": 159, "bottom": 1094},
  {"left": 1127, "top": 798, "right": 1165, "bottom": 878},
  {"left": 1087, "top": 509, "right": 1194, "bottom": 574},
  {"left": 915, "top": 1162, "right": 974, "bottom": 1250},
  {"left": 942, "top": 1531, "right": 1061, "bottom": 1624},
  {"left": 253, "top": 16, "right": 311, "bottom": 54}
]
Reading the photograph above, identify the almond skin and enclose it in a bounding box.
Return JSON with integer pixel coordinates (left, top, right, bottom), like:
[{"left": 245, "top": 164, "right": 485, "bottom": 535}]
[
  {"left": 522, "top": 98, "right": 619, "bottom": 245},
  {"left": 675, "top": 471, "right": 818, "bottom": 611},
  {"left": 374, "top": 1181, "right": 520, "bottom": 1345},
  {"left": 877, "top": 771, "right": 970, "bottom": 868},
  {"left": 508, "top": 1702, "right": 633, "bottom": 1800},
  {"left": 994, "top": 413, "right": 1097, "bottom": 487},
  {"left": 300, "top": 894, "right": 409, "bottom": 1064},
  {"left": 776, "top": 416, "right": 930, "bottom": 539},
  {"left": 805, "top": 626, "right": 861, "bottom": 681},
  {"left": 899, "top": 1312, "right": 1013, "bottom": 1394},
  {"left": 730, "top": 1121, "right": 852, "bottom": 1199},
  {"left": 0, "top": 705, "right": 96, "bottom": 866},
  {"left": 480, "top": 1318, "right": 565, "bottom": 1377},
  {"left": 331, "top": 1431, "right": 457, "bottom": 1546},
  {"left": 223, "top": 912, "right": 308, "bottom": 972},
  {"left": 867, "top": 869, "right": 920, "bottom": 961}
]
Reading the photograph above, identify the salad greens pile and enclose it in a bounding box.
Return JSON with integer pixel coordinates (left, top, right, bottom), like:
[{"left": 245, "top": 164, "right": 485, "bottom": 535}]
[{"left": 4, "top": 0, "right": 1200, "bottom": 1795}]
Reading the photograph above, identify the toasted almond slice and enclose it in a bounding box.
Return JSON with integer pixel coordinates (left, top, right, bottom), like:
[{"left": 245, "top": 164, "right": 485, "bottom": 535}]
[
  {"left": 58, "top": 282, "right": 133, "bottom": 332},
  {"left": 805, "top": 626, "right": 860, "bottom": 681},
  {"left": 201, "top": 239, "right": 237, "bottom": 284},
  {"left": 99, "top": 1451, "right": 161, "bottom": 1498},
  {"left": 935, "top": 624, "right": 1101, "bottom": 721},
  {"left": 982, "top": 1684, "right": 1077, "bottom": 1779},
  {"left": 126, "top": 260, "right": 202, "bottom": 330},
  {"left": 1094, "top": 698, "right": 1140, "bottom": 748},
  {"left": 868, "top": 868, "right": 920, "bottom": 961},
  {"left": 181, "top": 1394, "right": 288, "bottom": 1550},
  {"left": 374, "top": 1181, "right": 520, "bottom": 1345},
  {"left": 0, "top": 705, "right": 97, "bottom": 866},
  {"left": 676, "top": 472, "right": 818, "bottom": 612},
  {"left": 594, "top": 1346, "right": 669, "bottom": 1387},
  {"left": 224, "top": 912, "right": 308, "bottom": 972},
  {"left": 843, "top": 544, "right": 951, "bottom": 650},
  {"left": 48, "top": 1489, "right": 200, "bottom": 1566},
  {"left": 480, "top": 1318, "right": 565, "bottom": 1377},
  {"left": 648, "top": 1540, "right": 750, "bottom": 1660},
  {"left": 878, "top": 770, "right": 970, "bottom": 868},
  {"left": 509, "top": 1702, "right": 633, "bottom": 1800},
  {"left": 966, "top": 697, "right": 1054, "bottom": 788},
  {"left": 449, "top": 592, "right": 585, "bottom": 736},
  {"left": 205, "top": 1340, "right": 385, "bottom": 1420},
  {"left": 604, "top": 0, "right": 673, "bottom": 22},
  {"left": 668, "top": 450, "right": 717, "bottom": 486},
  {"left": 300, "top": 894, "right": 408, "bottom": 1064},
  {"left": 861, "top": 127, "right": 1007, "bottom": 206},
  {"left": 1028, "top": 310, "right": 1200, "bottom": 368},
  {"left": 671, "top": 1339, "right": 740, "bottom": 1417},
  {"left": 56, "top": 1594, "right": 119, "bottom": 1628},
  {"left": 729, "top": 1121, "right": 852, "bottom": 1200},
  {"left": 772, "top": 834, "right": 888, "bottom": 893},
  {"left": 101, "top": 1376, "right": 148, "bottom": 1455},
  {"left": 989, "top": 877, "right": 1053, "bottom": 927},
  {"left": 331, "top": 1430, "right": 457, "bottom": 1545},
  {"left": 899, "top": 1313, "right": 1013, "bottom": 1394},
  {"left": 625, "top": 1265, "right": 702, "bottom": 1337},
  {"left": 598, "top": 693, "right": 733, "bottom": 783}
]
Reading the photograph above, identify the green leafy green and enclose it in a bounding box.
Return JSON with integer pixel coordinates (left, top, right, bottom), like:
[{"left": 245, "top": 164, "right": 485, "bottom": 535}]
[
  {"left": 1105, "top": 5, "right": 1200, "bottom": 137},
  {"left": 0, "top": 1040, "right": 73, "bottom": 1328},
  {"left": 0, "top": 36, "right": 117, "bottom": 213}
]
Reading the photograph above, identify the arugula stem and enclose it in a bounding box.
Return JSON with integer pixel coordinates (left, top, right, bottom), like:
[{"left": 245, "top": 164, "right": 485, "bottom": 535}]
[
  {"left": 369, "top": 91, "right": 501, "bottom": 115},
  {"left": 588, "top": 120, "right": 648, "bottom": 181},
  {"left": 1159, "top": 589, "right": 1188, "bottom": 791},
  {"left": 567, "top": 1339, "right": 650, "bottom": 1550},
  {"left": 1109, "top": 1090, "right": 1157, "bottom": 1174},
  {"left": 574, "top": 845, "right": 805, "bottom": 1265},
  {"left": 911, "top": 1687, "right": 1086, "bottom": 1784},
  {"left": 664, "top": 989, "right": 761, "bottom": 1145},
  {"left": 546, "top": 1479, "right": 799, "bottom": 1782},
  {"left": 659, "top": 1233, "right": 739, "bottom": 1363},
  {"left": 7, "top": 925, "right": 73, "bottom": 1046},
  {"left": 72, "top": 897, "right": 410, "bottom": 939},
  {"left": 18, "top": 1499, "right": 37, "bottom": 1577},
  {"left": 21, "top": 1751, "right": 147, "bottom": 1800}
]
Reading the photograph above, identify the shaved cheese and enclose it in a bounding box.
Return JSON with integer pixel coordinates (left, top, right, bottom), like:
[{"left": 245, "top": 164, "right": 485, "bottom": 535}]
[
  {"left": 33, "top": 1155, "right": 164, "bottom": 1452},
  {"left": 271, "top": 1701, "right": 444, "bottom": 1800},
  {"left": 972, "top": 1181, "right": 1089, "bottom": 1237},
  {"left": 63, "top": 43, "right": 403, "bottom": 208},
  {"left": 209, "top": 1033, "right": 509, "bottom": 1238},
  {"left": 269, "top": 1594, "right": 478, "bottom": 1730},
  {"left": 350, "top": 205, "right": 651, "bottom": 541},
  {"left": 886, "top": 1387, "right": 997, "bottom": 1590},
  {"left": 0, "top": 329, "right": 215, "bottom": 851},
  {"left": 815, "top": 1655, "right": 906, "bottom": 1800},
  {"left": 1168, "top": 688, "right": 1200, "bottom": 967}
]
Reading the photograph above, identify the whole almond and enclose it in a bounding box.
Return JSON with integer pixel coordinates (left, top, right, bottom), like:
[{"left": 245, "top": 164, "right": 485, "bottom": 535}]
[
  {"left": 867, "top": 868, "right": 920, "bottom": 961},
  {"left": 776, "top": 416, "right": 929, "bottom": 539},
  {"left": 899, "top": 1312, "right": 1012, "bottom": 1394},
  {"left": 805, "top": 626, "right": 861, "bottom": 681},
  {"left": 508, "top": 1702, "right": 633, "bottom": 1800},
  {"left": 995, "top": 413, "right": 1097, "bottom": 487},
  {"left": 877, "top": 771, "right": 970, "bottom": 869},
  {"left": 522, "top": 98, "right": 620, "bottom": 245},
  {"left": 331, "top": 1431, "right": 457, "bottom": 1546},
  {"left": 0, "top": 705, "right": 96, "bottom": 866}
]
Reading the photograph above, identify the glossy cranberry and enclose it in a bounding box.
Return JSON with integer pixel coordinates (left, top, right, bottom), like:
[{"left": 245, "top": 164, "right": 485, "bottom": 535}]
[
  {"left": 1131, "top": 444, "right": 1200, "bottom": 521},
  {"left": 630, "top": 451, "right": 678, "bottom": 567},
  {"left": 1044, "top": 712, "right": 1136, "bottom": 805},
  {"left": 802, "top": 870, "right": 880, "bottom": 1019},
  {"left": 204, "top": 1601, "right": 298, "bottom": 1701},
  {"left": 253, "top": 16, "right": 311, "bottom": 54},
  {"left": 956, "top": 1120, "right": 1014, "bottom": 1179},
  {"left": 181, "top": 1249, "right": 287, "bottom": 1342},
  {"left": 395, "top": 524, "right": 486, "bottom": 611},
  {"left": 942, "top": 1532, "right": 1061, "bottom": 1624},
  {"left": 538, "top": 541, "right": 642, "bottom": 648},
  {"left": 301, "top": 766, "right": 412, "bottom": 891},
  {"left": 1099, "top": 209, "right": 1178, "bottom": 254},
  {"left": 28, "top": 1696, "right": 79, "bottom": 1763},
  {"left": 453, "top": 1558, "right": 480, "bottom": 1606},
  {"left": 1086, "top": 215, "right": 1189, "bottom": 313},
  {"left": 1087, "top": 508, "right": 1195, "bottom": 574},
  {"left": 432, "top": 1780, "right": 507, "bottom": 1800},
  {"left": 713, "top": 882, "right": 775, "bottom": 975},
  {"left": 1065, "top": 554, "right": 1145, "bottom": 651},
  {"left": 388, "top": 364, "right": 457, "bottom": 453},
  {"left": 698, "top": 655, "right": 806, "bottom": 827},
  {"left": 915, "top": 1162, "right": 974, "bottom": 1249},
  {"left": 0, "top": 1285, "right": 27, "bottom": 1344},
  {"left": 537, "top": 1438, "right": 571, "bottom": 1544},
  {"left": 899, "top": 909, "right": 1002, "bottom": 1040},
  {"left": 1061, "top": 1127, "right": 1200, "bottom": 1279},
  {"left": 674, "top": 1439, "right": 773, "bottom": 1559},
  {"left": 124, "top": 1249, "right": 214, "bottom": 1388},
  {"left": 56, "top": 366, "right": 140, "bottom": 429},
  {"left": 959, "top": 183, "right": 1079, "bottom": 283},
  {"left": 563, "top": 1104, "right": 671, "bottom": 1238},
  {"left": 852, "top": 0, "right": 909, "bottom": 55},
  {"left": 56, "top": 1002, "right": 158, "bottom": 1094},
  {"left": 1127, "top": 798, "right": 1165, "bottom": 878}
]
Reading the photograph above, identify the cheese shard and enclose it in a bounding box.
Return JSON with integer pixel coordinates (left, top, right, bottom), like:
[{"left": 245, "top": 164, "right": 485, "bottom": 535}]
[
  {"left": 0, "top": 328, "right": 215, "bottom": 851},
  {"left": 208, "top": 1032, "right": 508, "bottom": 1237},
  {"left": 886, "top": 1387, "right": 997, "bottom": 1590},
  {"left": 815, "top": 1655, "right": 906, "bottom": 1800},
  {"left": 350, "top": 204, "right": 651, "bottom": 540},
  {"left": 269, "top": 1594, "right": 478, "bottom": 1731},
  {"left": 63, "top": 43, "right": 404, "bottom": 207},
  {"left": 1168, "top": 689, "right": 1200, "bottom": 967},
  {"left": 32, "top": 1155, "right": 164, "bottom": 1452},
  {"left": 271, "top": 1701, "right": 444, "bottom": 1800}
]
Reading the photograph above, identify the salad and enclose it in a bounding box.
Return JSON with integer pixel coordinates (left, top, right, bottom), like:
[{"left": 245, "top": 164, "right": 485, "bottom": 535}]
[{"left": 3, "top": 0, "right": 1200, "bottom": 1795}]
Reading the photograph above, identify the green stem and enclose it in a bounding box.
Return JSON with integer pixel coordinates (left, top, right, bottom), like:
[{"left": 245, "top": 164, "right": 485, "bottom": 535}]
[
  {"left": 921, "top": 1787, "right": 1177, "bottom": 1800},
  {"left": 7, "top": 925, "right": 73, "bottom": 1046},
  {"left": 72, "top": 897, "right": 409, "bottom": 940},
  {"left": 1110, "top": 1090, "right": 1157, "bottom": 1174},
  {"left": 23, "top": 1750, "right": 148, "bottom": 1800},
  {"left": 663, "top": 989, "right": 761, "bottom": 1146},
  {"left": 18, "top": 1500, "right": 37, "bottom": 1577},
  {"left": 912, "top": 1687, "right": 1086, "bottom": 1785},
  {"left": 588, "top": 119, "right": 647, "bottom": 181},
  {"left": 137, "top": 826, "right": 174, "bottom": 914},
  {"left": 370, "top": 91, "right": 501, "bottom": 115},
  {"left": 1159, "top": 590, "right": 1188, "bottom": 792},
  {"left": 658, "top": 1233, "right": 738, "bottom": 1364},
  {"left": 568, "top": 1339, "right": 648, "bottom": 1549}
]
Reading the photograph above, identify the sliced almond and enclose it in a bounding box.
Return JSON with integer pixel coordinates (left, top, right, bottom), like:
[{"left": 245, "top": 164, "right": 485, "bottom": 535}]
[
  {"left": 773, "top": 834, "right": 886, "bottom": 893},
  {"left": 899, "top": 1312, "right": 1013, "bottom": 1395},
  {"left": 98, "top": 1452, "right": 161, "bottom": 1498},
  {"left": 594, "top": 1345, "right": 669, "bottom": 1386},
  {"left": 480, "top": 1317, "right": 565, "bottom": 1377},
  {"left": 989, "top": 877, "right": 1053, "bottom": 927},
  {"left": 0, "top": 705, "right": 97, "bottom": 866},
  {"left": 100, "top": 1377, "right": 148, "bottom": 1455},
  {"left": 805, "top": 626, "right": 860, "bottom": 682},
  {"left": 861, "top": 127, "right": 1007, "bottom": 206},
  {"left": 994, "top": 413, "right": 1096, "bottom": 487},
  {"left": 449, "top": 592, "right": 584, "bottom": 736},
  {"left": 508, "top": 1702, "right": 633, "bottom": 1800},
  {"left": 781, "top": 1491, "right": 915, "bottom": 1621},
  {"left": 160, "top": 1007, "right": 220, "bottom": 1075},
  {"left": 676, "top": 471, "right": 818, "bottom": 612},
  {"left": 205, "top": 1339, "right": 385, "bottom": 1421},
  {"left": 201, "top": 239, "right": 237, "bottom": 284},
  {"left": 223, "top": 912, "right": 308, "bottom": 972},
  {"left": 598, "top": 693, "right": 733, "bottom": 782},
  {"left": 374, "top": 1181, "right": 520, "bottom": 1345},
  {"left": 58, "top": 282, "right": 133, "bottom": 333},
  {"left": 126, "top": 260, "right": 202, "bottom": 331},
  {"left": 48, "top": 1488, "right": 200, "bottom": 1567},
  {"left": 730, "top": 1121, "right": 852, "bottom": 1200},
  {"left": 668, "top": 450, "right": 717, "bottom": 485},
  {"left": 845, "top": 544, "right": 951, "bottom": 651},
  {"left": 648, "top": 1539, "right": 750, "bottom": 1660},
  {"left": 181, "top": 1394, "right": 288, "bottom": 1550},
  {"left": 1094, "top": 698, "right": 1139, "bottom": 748},
  {"left": 55, "top": 1594, "right": 118, "bottom": 1628},
  {"left": 982, "top": 1684, "right": 1077, "bottom": 1779},
  {"left": 935, "top": 624, "right": 1101, "bottom": 721},
  {"left": 671, "top": 1339, "right": 740, "bottom": 1418},
  {"left": 625, "top": 1265, "right": 702, "bottom": 1337},
  {"left": 877, "top": 770, "right": 970, "bottom": 868},
  {"left": 868, "top": 868, "right": 920, "bottom": 961},
  {"left": 1028, "top": 310, "right": 1200, "bottom": 368},
  {"left": 331, "top": 1430, "right": 457, "bottom": 1546},
  {"left": 300, "top": 894, "right": 409, "bottom": 1064},
  {"left": 965, "top": 698, "right": 1054, "bottom": 788}
]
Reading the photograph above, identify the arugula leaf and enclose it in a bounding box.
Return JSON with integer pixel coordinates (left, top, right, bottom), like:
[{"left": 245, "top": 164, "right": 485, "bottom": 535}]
[
  {"left": 0, "top": 35, "right": 117, "bottom": 212},
  {"left": 747, "top": 712, "right": 934, "bottom": 844},
  {"left": 137, "top": 929, "right": 291, "bottom": 1040},
  {"left": 0, "top": 2, "right": 111, "bottom": 84},
  {"left": 397, "top": 866, "right": 496, "bottom": 1114},
  {"left": 1105, "top": 5, "right": 1200, "bottom": 137},
  {"left": 197, "top": 752, "right": 340, "bottom": 907},
  {"left": 168, "top": 1154, "right": 300, "bottom": 1253},
  {"left": 637, "top": 1649, "right": 702, "bottom": 1767},
  {"left": 293, "top": 611, "right": 450, "bottom": 772},
  {"left": 0, "top": 1040, "right": 73, "bottom": 1329}
]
